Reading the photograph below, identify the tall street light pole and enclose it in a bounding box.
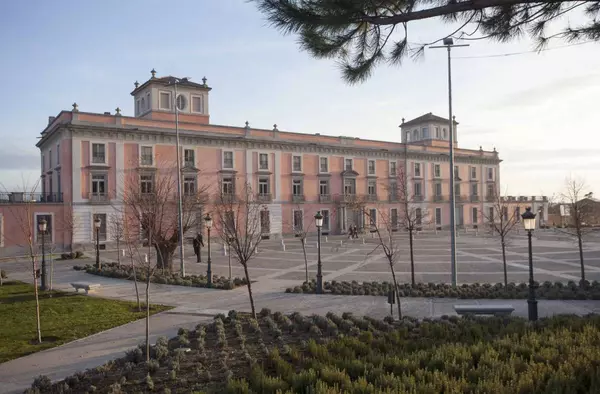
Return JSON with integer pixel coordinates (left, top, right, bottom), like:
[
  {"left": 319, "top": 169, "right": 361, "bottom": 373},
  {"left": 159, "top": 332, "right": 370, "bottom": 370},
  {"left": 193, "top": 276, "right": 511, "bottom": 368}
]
[
  {"left": 430, "top": 38, "right": 469, "bottom": 287},
  {"left": 39, "top": 219, "right": 47, "bottom": 290},
  {"left": 314, "top": 211, "right": 324, "bottom": 294},
  {"left": 522, "top": 207, "right": 538, "bottom": 321},
  {"left": 204, "top": 213, "right": 213, "bottom": 288},
  {"left": 168, "top": 77, "right": 187, "bottom": 277}
]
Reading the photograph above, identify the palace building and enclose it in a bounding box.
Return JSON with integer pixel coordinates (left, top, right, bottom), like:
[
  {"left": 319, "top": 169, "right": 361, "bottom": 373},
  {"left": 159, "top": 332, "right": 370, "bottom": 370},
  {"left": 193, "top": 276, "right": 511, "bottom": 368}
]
[{"left": 0, "top": 70, "right": 548, "bottom": 256}]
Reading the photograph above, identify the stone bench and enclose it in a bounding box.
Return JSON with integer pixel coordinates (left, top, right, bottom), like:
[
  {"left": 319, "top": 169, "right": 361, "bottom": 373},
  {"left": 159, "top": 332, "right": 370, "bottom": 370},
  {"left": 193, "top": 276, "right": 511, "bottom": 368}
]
[
  {"left": 454, "top": 304, "right": 514, "bottom": 317},
  {"left": 71, "top": 282, "right": 101, "bottom": 295}
]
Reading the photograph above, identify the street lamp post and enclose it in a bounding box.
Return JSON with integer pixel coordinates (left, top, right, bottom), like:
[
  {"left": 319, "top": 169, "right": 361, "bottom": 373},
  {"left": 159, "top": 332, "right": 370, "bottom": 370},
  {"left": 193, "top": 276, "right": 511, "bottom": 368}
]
[
  {"left": 314, "top": 211, "right": 324, "bottom": 294},
  {"left": 94, "top": 217, "right": 101, "bottom": 269},
  {"left": 522, "top": 207, "right": 538, "bottom": 321},
  {"left": 167, "top": 77, "right": 189, "bottom": 277},
  {"left": 204, "top": 213, "right": 213, "bottom": 288},
  {"left": 430, "top": 38, "right": 469, "bottom": 288},
  {"left": 38, "top": 219, "right": 47, "bottom": 290}
]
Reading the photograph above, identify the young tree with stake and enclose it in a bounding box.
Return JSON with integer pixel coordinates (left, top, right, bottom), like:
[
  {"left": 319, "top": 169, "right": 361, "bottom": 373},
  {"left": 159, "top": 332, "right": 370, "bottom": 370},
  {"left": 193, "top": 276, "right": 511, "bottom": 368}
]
[{"left": 214, "top": 182, "right": 265, "bottom": 319}]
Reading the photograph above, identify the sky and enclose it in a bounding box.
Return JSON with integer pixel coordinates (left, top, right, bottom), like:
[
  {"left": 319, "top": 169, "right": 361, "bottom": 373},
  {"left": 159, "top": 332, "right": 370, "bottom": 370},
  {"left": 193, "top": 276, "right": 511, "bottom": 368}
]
[{"left": 0, "top": 0, "right": 598, "bottom": 198}]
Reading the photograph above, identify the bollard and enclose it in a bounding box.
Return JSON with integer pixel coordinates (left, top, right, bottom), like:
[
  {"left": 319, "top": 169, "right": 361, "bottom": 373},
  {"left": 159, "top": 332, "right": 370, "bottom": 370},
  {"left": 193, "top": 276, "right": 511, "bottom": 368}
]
[
  {"left": 223, "top": 243, "right": 227, "bottom": 256},
  {"left": 340, "top": 240, "right": 343, "bottom": 246},
  {"left": 256, "top": 246, "right": 259, "bottom": 254},
  {"left": 122, "top": 249, "right": 125, "bottom": 257},
  {"left": 282, "top": 243, "right": 286, "bottom": 252},
  {"left": 325, "top": 236, "right": 328, "bottom": 243},
  {"left": 144, "top": 254, "right": 148, "bottom": 263},
  {"left": 362, "top": 237, "right": 365, "bottom": 244}
]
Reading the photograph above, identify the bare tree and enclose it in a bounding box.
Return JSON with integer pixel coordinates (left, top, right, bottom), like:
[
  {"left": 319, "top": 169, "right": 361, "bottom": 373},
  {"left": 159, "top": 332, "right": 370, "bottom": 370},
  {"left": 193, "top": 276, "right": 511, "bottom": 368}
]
[
  {"left": 121, "top": 162, "right": 208, "bottom": 272},
  {"left": 109, "top": 213, "right": 125, "bottom": 265},
  {"left": 123, "top": 212, "right": 142, "bottom": 311},
  {"left": 2, "top": 180, "right": 44, "bottom": 343},
  {"left": 481, "top": 193, "right": 520, "bottom": 287},
  {"left": 560, "top": 176, "right": 594, "bottom": 282},
  {"left": 214, "top": 182, "right": 265, "bottom": 319},
  {"left": 384, "top": 168, "right": 429, "bottom": 287},
  {"left": 289, "top": 205, "right": 317, "bottom": 283},
  {"left": 362, "top": 208, "right": 403, "bottom": 319}
]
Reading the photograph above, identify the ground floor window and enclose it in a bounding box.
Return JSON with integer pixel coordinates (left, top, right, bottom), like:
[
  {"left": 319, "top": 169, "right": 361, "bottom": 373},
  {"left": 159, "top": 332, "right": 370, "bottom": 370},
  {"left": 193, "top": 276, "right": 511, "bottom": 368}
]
[
  {"left": 260, "top": 210, "right": 270, "bottom": 234},
  {"left": 293, "top": 210, "right": 303, "bottom": 232},
  {"left": 391, "top": 208, "right": 398, "bottom": 229},
  {"left": 435, "top": 208, "right": 442, "bottom": 226},
  {"left": 472, "top": 207, "right": 478, "bottom": 224},
  {"left": 321, "top": 209, "right": 330, "bottom": 231},
  {"left": 369, "top": 208, "right": 377, "bottom": 227}
]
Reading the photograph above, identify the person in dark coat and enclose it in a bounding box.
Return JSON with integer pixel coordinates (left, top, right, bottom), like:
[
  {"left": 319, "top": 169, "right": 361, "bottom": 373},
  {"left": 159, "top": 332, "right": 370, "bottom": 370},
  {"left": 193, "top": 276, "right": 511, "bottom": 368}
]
[{"left": 193, "top": 233, "right": 204, "bottom": 263}]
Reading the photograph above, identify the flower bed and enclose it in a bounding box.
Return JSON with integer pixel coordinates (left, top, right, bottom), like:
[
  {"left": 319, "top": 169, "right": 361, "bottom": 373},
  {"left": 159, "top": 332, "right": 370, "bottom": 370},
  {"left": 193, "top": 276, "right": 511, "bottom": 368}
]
[
  {"left": 29, "top": 311, "right": 600, "bottom": 393},
  {"left": 75, "top": 262, "right": 247, "bottom": 290},
  {"left": 285, "top": 279, "right": 600, "bottom": 300}
]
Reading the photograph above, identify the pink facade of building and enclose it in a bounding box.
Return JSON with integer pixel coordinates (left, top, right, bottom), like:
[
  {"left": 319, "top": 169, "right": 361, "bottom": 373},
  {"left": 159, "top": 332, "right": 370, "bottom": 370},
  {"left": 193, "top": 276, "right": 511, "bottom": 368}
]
[{"left": 0, "top": 70, "right": 549, "bottom": 256}]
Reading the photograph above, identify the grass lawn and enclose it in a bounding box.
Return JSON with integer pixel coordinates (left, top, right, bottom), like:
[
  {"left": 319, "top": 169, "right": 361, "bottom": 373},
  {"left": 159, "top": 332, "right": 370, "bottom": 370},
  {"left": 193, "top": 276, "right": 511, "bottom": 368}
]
[{"left": 0, "top": 281, "right": 171, "bottom": 363}]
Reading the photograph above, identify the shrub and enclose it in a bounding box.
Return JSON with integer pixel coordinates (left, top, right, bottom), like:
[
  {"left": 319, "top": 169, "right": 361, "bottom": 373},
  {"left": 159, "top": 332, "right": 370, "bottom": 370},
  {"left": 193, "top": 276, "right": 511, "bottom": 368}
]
[
  {"left": 0, "top": 269, "right": 6, "bottom": 279},
  {"left": 260, "top": 308, "right": 272, "bottom": 317},
  {"left": 32, "top": 375, "right": 52, "bottom": 391}
]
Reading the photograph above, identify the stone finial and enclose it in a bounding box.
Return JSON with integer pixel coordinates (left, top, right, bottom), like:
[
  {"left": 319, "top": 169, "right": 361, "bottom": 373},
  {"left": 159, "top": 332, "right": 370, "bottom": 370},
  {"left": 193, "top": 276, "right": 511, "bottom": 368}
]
[
  {"left": 493, "top": 146, "right": 497, "bottom": 152},
  {"left": 151, "top": 68, "right": 157, "bottom": 78},
  {"left": 134, "top": 80, "right": 139, "bottom": 88},
  {"left": 202, "top": 76, "right": 207, "bottom": 86},
  {"left": 245, "top": 121, "right": 249, "bottom": 128},
  {"left": 72, "top": 102, "right": 79, "bottom": 112},
  {"left": 401, "top": 117, "right": 405, "bottom": 124},
  {"left": 115, "top": 107, "right": 122, "bottom": 116},
  {"left": 273, "top": 124, "right": 278, "bottom": 131},
  {"left": 479, "top": 145, "right": 483, "bottom": 151}
]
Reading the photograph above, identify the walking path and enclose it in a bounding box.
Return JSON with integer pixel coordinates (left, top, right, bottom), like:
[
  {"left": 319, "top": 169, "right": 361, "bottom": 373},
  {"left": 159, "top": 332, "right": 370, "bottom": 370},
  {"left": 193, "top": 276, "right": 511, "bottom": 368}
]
[{"left": 2, "top": 231, "right": 600, "bottom": 393}]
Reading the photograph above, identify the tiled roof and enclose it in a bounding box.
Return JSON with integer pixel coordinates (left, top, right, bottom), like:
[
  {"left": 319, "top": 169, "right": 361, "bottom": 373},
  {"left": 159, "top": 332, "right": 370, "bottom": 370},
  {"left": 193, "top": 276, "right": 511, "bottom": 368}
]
[{"left": 402, "top": 112, "right": 458, "bottom": 127}]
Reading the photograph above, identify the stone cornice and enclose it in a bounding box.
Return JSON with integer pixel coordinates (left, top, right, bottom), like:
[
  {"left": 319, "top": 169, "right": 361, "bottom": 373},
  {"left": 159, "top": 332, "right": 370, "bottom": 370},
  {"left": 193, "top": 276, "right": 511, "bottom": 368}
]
[{"left": 67, "top": 124, "right": 501, "bottom": 166}]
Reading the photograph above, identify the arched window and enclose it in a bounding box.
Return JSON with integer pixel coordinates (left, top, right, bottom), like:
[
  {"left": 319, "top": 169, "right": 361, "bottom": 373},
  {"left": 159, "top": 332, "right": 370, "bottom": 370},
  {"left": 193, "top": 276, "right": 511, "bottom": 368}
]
[
  {"left": 413, "top": 129, "right": 419, "bottom": 141},
  {"left": 406, "top": 131, "right": 411, "bottom": 142},
  {"left": 141, "top": 97, "right": 145, "bottom": 111},
  {"left": 442, "top": 128, "right": 447, "bottom": 139}
]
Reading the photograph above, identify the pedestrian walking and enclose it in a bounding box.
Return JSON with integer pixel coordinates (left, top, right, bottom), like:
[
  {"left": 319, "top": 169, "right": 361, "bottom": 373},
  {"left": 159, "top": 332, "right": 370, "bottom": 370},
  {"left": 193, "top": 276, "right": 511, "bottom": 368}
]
[{"left": 193, "top": 233, "right": 204, "bottom": 263}]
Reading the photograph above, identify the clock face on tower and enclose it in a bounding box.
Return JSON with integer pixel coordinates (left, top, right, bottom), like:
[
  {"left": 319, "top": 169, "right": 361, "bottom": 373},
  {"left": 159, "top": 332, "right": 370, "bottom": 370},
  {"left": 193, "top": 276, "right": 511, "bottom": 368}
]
[{"left": 176, "top": 94, "right": 187, "bottom": 111}]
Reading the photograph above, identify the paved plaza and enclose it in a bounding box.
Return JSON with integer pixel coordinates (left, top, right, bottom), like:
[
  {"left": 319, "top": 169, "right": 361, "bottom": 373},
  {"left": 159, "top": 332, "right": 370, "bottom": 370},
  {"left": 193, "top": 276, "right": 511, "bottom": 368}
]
[{"left": 2, "top": 230, "right": 600, "bottom": 393}]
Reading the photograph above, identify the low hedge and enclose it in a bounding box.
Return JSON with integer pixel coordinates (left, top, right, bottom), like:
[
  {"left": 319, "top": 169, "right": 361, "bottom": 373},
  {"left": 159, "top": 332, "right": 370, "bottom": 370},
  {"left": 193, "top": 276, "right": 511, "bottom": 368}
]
[
  {"left": 59, "top": 251, "right": 84, "bottom": 260},
  {"left": 286, "top": 279, "right": 600, "bottom": 300},
  {"left": 76, "top": 262, "right": 247, "bottom": 290}
]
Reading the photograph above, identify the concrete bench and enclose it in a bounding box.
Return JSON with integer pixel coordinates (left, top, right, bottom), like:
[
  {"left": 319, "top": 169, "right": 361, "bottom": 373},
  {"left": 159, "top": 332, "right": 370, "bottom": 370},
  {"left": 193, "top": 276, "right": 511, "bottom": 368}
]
[
  {"left": 454, "top": 304, "right": 514, "bottom": 317},
  {"left": 71, "top": 282, "right": 101, "bottom": 295}
]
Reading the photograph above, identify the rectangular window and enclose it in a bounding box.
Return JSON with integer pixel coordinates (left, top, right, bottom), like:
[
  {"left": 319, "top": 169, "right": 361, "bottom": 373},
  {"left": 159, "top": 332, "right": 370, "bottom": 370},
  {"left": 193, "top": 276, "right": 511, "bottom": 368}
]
[
  {"left": 434, "top": 164, "right": 441, "bottom": 178},
  {"left": 292, "top": 179, "right": 303, "bottom": 196},
  {"left": 345, "top": 158, "right": 353, "bottom": 171},
  {"left": 49, "top": 150, "right": 52, "bottom": 169},
  {"left": 471, "top": 183, "right": 478, "bottom": 196},
  {"left": 136, "top": 100, "right": 141, "bottom": 115},
  {"left": 191, "top": 95, "right": 203, "bottom": 113},
  {"left": 260, "top": 210, "right": 270, "bottom": 234},
  {"left": 454, "top": 166, "right": 460, "bottom": 180},
  {"left": 454, "top": 183, "right": 461, "bottom": 196},
  {"left": 391, "top": 208, "right": 398, "bottom": 228},
  {"left": 184, "top": 149, "right": 195, "bottom": 167},
  {"left": 92, "top": 143, "right": 106, "bottom": 164},
  {"left": 222, "top": 177, "right": 234, "bottom": 195},
  {"left": 414, "top": 182, "right": 422, "bottom": 196},
  {"left": 56, "top": 144, "right": 60, "bottom": 165},
  {"left": 259, "top": 153, "right": 269, "bottom": 170},
  {"left": 368, "top": 160, "right": 376, "bottom": 175},
  {"left": 389, "top": 181, "right": 398, "bottom": 200},
  {"left": 487, "top": 184, "right": 495, "bottom": 198},
  {"left": 503, "top": 206, "right": 508, "bottom": 221},
  {"left": 292, "top": 155, "right": 302, "bottom": 172},
  {"left": 488, "top": 207, "right": 495, "bottom": 222},
  {"left": 48, "top": 174, "right": 53, "bottom": 196},
  {"left": 225, "top": 211, "right": 236, "bottom": 232},
  {"left": 93, "top": 213, "right": 107, "bottom": 241},
  {"left": 344, "top": 178, "right": 356, "bottom": 195},
  {"left": 159, "top": 92, "right": 171, "bottom": 109},
  {"left": 223, "top": 151, "right": 234, "bottom": 169},
  {"left": 470, "top": 166, "right": 477, "bottom": 179},
  {"left": 369, "top": 208, "right": 377, "bottom": 227},
  {"left": 141, "top": 146, "right": 153, "bottom": 166},
  {"left": 36, "top": 214, "right": 52, "bottom": 244},
  {"left": 320, "top": 157, "right": 328, "bottom": 173},
  {"left": 183, "top": 176, "right": 196, "bottom": 195},
  {"left": 57, "top": 171, "right": 61, "bottom": 197},
  {"left": 414, "top": 163, "right": 421, "bottom": 177},
  {"left": 435, "top": 183, "right": 442, "bottom": 196},
  {"left": 319, "top": 179, "right": 329, "bottom": 196},
  {"left": 258, "top": 177, "right": 269, "bottom": 195},
  {"left": 293, "top": 210, "right": 303, "bottom": 231},
  {"left": 435, "top": 127, "right": 440, "bottom": 139},
  {"left": 91, "top": 174, "right": 106, "bottom": 196},
  {"left": 421, "top": 127, "right": 429, "bottom": 139},
  {"left": 472, "top": 207, "right": 478, "bottom": 224},
  {"left": 416, "top": 208, "right": 422, "bottom": 225},
  {"left": 435, "top": 208, "right": 442, "bottom": 226},
  {"left": 368, "top": 180, "right": 377, "bottom": 196},
  {"left": 515, "top": 206, "right": 521, "bottom": 221},
  {"left": 487, "top": 167, "right": 494, "bottom": 180},
  {"left": 140, "top": 174, "right": 154, "bottom": 194},
  {"left": 321, "top": 210, "right": 330, "bottom": 230},
  {"left": 390, "top": 161, "right": 397, "bottom": 176}
]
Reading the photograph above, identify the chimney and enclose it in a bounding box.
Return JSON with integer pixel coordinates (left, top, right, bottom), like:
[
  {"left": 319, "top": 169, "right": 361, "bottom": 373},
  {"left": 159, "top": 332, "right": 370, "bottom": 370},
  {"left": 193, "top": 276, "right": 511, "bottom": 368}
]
[
  {"left": 104, "top": 111, "right": 111, "bottom": 115},
  {"left": 48, "top": 116, "right": 56, "bottom": 125}
]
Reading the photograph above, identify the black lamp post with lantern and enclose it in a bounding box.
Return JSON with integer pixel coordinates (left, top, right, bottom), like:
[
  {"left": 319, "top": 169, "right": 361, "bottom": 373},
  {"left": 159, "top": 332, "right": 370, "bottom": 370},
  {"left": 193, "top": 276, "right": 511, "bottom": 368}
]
[
  {"left": 521, "top": 207, "right": 538, "bottom": 321},
  {"left": 314, "top": 211, "right": 324, "bottom": 294}
]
